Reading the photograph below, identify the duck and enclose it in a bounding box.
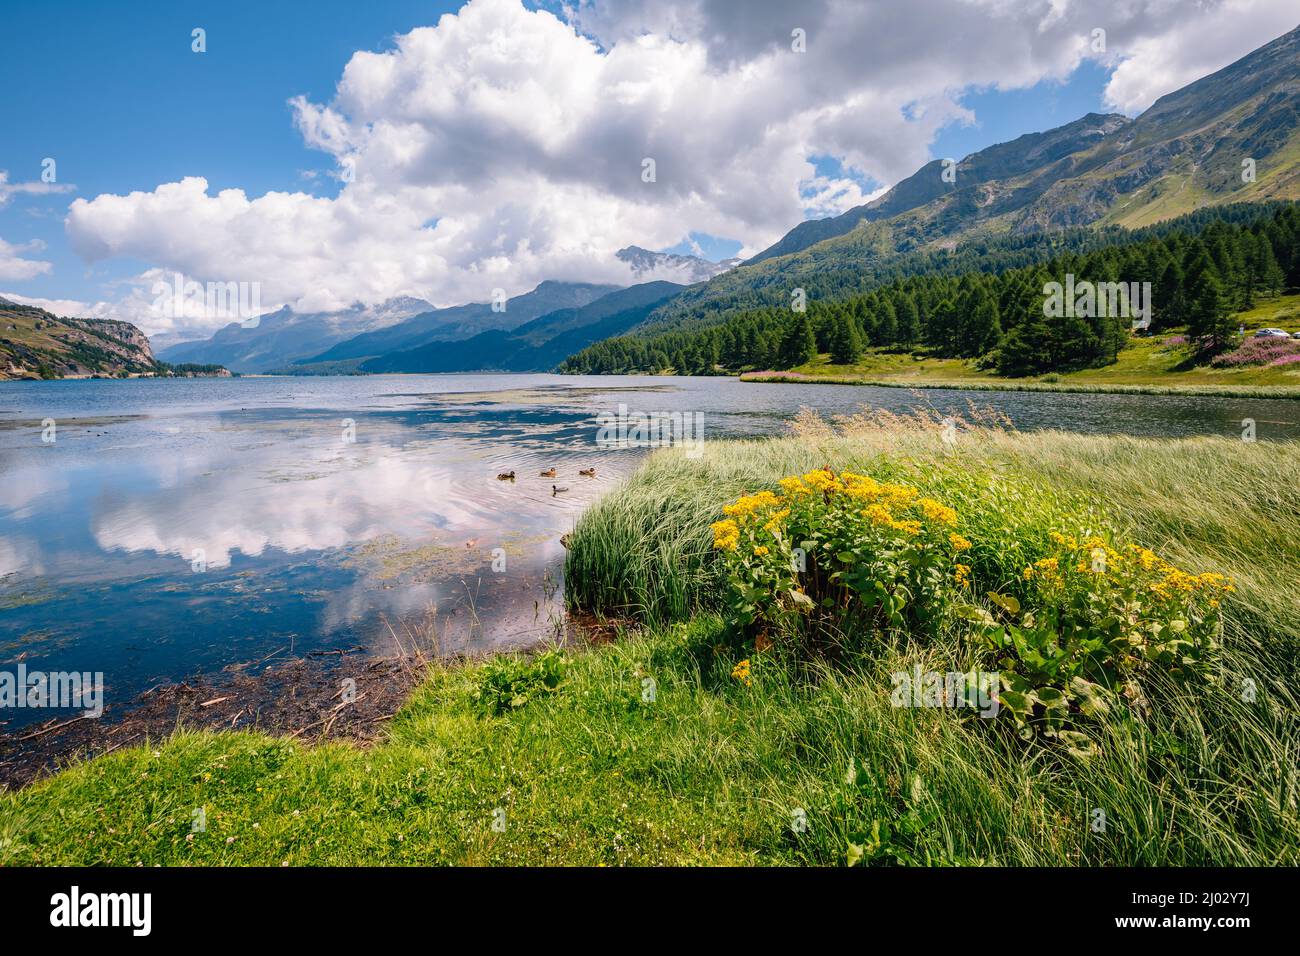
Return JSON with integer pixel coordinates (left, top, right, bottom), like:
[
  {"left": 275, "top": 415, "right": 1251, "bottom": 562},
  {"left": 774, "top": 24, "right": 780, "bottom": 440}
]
[
  {"left": 552, "top": 484, "right": 569, "bottom": 495},
  {"left": 540, "top": 467, "right": 557, "bottom": 478},
  {"left": 496, "top": 470, "right": 515, "bottom": 480},
  {"left": 578, "top": 467, "right": 596, "bottom": 477}
]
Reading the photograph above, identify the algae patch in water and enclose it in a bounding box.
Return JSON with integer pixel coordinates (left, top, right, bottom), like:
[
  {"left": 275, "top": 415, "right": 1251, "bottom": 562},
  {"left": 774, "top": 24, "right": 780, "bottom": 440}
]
[{"left": 345, "top": 532, "right": 547, "bottom": 583}]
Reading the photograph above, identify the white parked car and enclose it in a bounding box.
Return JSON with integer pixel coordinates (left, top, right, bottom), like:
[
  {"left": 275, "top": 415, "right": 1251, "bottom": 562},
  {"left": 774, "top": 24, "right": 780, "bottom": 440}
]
[{"left": 1253, "top": 328, "right": 1291, "bottom": 338}]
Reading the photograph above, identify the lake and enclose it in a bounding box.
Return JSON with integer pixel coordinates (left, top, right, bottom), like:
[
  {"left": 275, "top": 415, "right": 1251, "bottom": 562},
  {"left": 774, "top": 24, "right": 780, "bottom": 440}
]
[{"left": 3, "top": 373, "right": 1299, "bottom": 736}]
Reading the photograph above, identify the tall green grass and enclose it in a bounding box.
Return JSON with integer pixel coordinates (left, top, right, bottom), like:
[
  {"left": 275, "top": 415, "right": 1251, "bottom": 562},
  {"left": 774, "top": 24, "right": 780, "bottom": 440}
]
[{"left": 5, "top": 607, "right": 1295, "bottom": 865}]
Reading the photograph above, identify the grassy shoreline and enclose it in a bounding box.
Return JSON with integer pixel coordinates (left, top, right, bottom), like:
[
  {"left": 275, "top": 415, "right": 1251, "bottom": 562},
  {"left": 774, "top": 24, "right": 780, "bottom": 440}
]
[
  {"left": 3, "top": 421, "right": 1298, "bottom": 865},
  {"left": 739, "top": 370, "right": 1300, "bottom": 399},
  {"left": 737, "top": 293, "right": 1300, "bottom": 398}
]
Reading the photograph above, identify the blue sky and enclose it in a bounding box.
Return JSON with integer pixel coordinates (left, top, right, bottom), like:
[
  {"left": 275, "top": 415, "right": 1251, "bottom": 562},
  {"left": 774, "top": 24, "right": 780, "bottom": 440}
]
[
  {"left": 0, "top": 0, "right": 464, "bottom": 306},
  {"left": 2, "top": 0, "right": 1290, "bottom": 329}
]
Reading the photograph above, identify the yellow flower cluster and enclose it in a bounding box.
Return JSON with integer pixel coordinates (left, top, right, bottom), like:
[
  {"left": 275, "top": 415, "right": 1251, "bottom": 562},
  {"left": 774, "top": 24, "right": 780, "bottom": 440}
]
[
  {"left": 802, "top": 469, "right": 842, "bottom": 492},
  {"left": 731, "top": 659, "right": 752, "bottom": 685},
  {"left": 953, "top": 564, "right": 971, "bottom": 588},
  {"left": 711, "top": 518, "right": 739, "bottom": 551},
  {"left": 722, "top": 490, "right": 781, "bottom": 518},
  {"left": 713, "top": 469, "right": 971, "bottom": 554},
  {"left": 918, "top": 498, "right": 958, "bottom": 527},
  {"left": 762, "top": 508, "right": 790, "bottom": 535},
  {"left": 840, "top": 471, "right": 919, "bottom": 507},
  {"left": 778, "top": 476, "right": 810, "bottom": 496},
  {"left": 1023, "top": 534, "right": 1235, "bottom": 604}
]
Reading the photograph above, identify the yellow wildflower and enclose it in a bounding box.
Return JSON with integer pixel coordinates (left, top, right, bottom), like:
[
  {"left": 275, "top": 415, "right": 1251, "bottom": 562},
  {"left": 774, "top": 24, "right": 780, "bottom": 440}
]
[
  {"left": 948, "top": 532, "right": 972, "bottom": 551},
  {"left": 722, "top": 490, "right": 781, "bottom": 519},
  {"left": 778, "top": 476, "right": 809, "bottom": 496},
  {"left": 919, "top": 498, "right": 958, "bottom": 527},
  {"left": 711, "top": 519, "right": 740, "bottom": 551}
]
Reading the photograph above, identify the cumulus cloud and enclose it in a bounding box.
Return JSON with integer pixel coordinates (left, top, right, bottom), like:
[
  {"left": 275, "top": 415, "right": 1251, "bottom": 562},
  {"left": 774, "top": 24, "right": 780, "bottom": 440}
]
[
  {"left": 0, "top": 236, "right": 53, "bottom": 281},
  {"left": 60, "top": 0, "right": 1298, "bottom": 336},
  {"left": 1103, "top": 0, "right": 1299, "bottom": 112}
]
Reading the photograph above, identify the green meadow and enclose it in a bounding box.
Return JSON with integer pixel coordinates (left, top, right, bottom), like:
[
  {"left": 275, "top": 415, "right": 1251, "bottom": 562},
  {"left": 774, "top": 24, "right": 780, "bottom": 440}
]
[{"left": 3, "top": 417, "right": 1298, "bottom": 866}]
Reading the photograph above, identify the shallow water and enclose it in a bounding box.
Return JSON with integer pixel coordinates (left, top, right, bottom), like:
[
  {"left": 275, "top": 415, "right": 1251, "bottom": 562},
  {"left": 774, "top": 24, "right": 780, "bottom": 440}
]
[{"left": 2, "top": 373, "right": 1298, "bottom": 730}]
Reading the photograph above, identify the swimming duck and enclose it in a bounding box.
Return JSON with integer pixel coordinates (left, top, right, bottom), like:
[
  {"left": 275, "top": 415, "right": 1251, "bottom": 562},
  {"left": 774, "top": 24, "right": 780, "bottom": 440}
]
[
  {"left": 496, "top": 471, "right": 515, "bottom": 480},
  {"left": 540, "top": 467, "right": 557, "bottom": 478},
  {"left": 578, "top": 467, "right": 596, "bottom": 477},
  {"left": 552, "top": 484, "right": 569, "bottom": 495}
]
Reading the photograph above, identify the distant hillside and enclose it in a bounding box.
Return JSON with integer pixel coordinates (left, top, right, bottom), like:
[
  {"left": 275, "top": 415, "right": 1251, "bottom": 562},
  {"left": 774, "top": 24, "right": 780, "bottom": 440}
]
[
  {"left": 0, "top": 300, "right": 162, "bottom": 380},
  {"left": 301, "top": 281, "right": 621, "bottom": 367},
  {"left": 158, "top": 296, "right": 433, "bottom": 374},
  {"left": 360, "top": 280, "right": 683, "bottom": 373},
  {"left": 629, "top": 22, "right": 1300, "bottom": 336}
]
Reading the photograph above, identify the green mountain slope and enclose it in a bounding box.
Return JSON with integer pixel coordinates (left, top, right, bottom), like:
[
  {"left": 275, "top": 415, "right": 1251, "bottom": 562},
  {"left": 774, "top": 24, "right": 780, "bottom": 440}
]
[
  {"left": 0, "top": 300, "right": 161, "bottom": 380},
  {"left": 632, "top": 22, "right": 1300, "bottom": 336}
]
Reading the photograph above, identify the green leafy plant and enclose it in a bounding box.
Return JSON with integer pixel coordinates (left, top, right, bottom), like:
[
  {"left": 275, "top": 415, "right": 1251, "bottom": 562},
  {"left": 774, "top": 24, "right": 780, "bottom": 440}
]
[
  {"left": 969, "top": 533, "right": 1230, "bottom": 744},
  {"left": 710, "top": 468, "right": 972, "bottom": 646},
  {"left": 470, "top": 649, "right": 569, "bottom": 717},
  {"left": 712, "top": 471, "right": 1231, "bottom": 746}
]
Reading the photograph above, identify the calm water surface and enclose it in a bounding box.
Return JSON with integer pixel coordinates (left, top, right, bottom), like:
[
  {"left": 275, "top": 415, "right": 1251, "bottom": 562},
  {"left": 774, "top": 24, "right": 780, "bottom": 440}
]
[{"left": 2, "top": 374, "right": 1298, "bottom": 729}]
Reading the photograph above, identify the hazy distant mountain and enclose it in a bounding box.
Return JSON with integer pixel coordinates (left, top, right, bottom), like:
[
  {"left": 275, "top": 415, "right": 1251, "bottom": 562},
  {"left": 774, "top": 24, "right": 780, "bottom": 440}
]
[
  {"left": 616, "top": 245, "right": 739, "bottom": 283},
  {"left": 359, "top": 280, "right": 684, "bottom": 373},
  {"left": 632, "top": 22, "right": 1300, "bottom": 333},
  {"left": 300, "top": 280, "right": 620, "bottom": 368},
  {"left": 158, "top": 296, "right": 433, "bottom": 373}
]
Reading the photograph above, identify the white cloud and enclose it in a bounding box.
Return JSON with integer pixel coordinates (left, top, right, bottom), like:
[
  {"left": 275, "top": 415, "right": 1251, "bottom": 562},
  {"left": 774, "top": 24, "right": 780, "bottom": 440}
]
[
  {"left": 1103, "top": 0, "right": 1298, "bottom": 112},
  {"left": 59, "top": 0, "right": 1298, "bottom": 337},
  {"left": 0, "top": 290, "right": 106, "bottom": 317},
  {"left": 0, "top": 236, "right": 53, "bottom": 281},
  {"left": 0, "top": 169, "right": 75, "bottom": 210}
]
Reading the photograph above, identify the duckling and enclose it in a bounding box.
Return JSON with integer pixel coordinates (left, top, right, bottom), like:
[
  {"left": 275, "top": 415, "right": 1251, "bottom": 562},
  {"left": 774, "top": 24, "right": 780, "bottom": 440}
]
[
  {"left": 552, "top": 484, "right": 569, "bottom": 495},
  {"left": 496, "top": 470, "right": 515, "bottom": 481},
  {"left": 578, "top": 467, "right": 596, "bottom": 477},
  {"left": 540, "top": 467, "right": 557, "bottom": 478}
]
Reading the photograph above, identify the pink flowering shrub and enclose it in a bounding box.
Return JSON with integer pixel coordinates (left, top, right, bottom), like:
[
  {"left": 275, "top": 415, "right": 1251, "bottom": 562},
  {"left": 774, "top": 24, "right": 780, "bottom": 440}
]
[{"left": 1210, "top": 338, "right": 1300, "bottom": 367}]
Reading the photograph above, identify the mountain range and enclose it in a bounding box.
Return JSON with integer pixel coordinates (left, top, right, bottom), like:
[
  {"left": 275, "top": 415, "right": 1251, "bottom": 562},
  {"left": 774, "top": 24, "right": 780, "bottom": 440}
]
[{"left": 157, "top": 246, "right": 732, "bottom": 374}]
